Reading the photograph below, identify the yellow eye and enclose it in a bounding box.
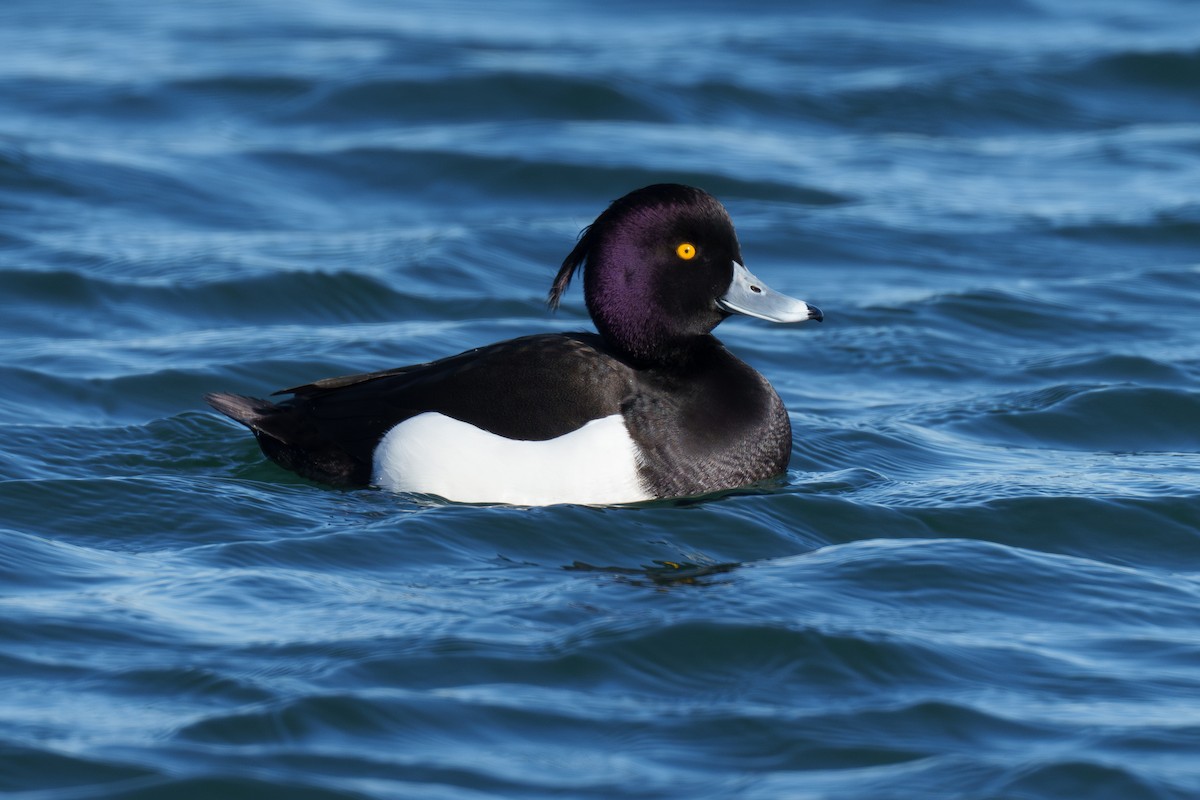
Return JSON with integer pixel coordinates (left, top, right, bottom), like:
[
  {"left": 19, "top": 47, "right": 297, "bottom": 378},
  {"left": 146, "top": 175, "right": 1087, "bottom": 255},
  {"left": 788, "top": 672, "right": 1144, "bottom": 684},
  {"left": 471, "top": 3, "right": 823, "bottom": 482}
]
[{"left": 676, "top": 243, "right": 697, "bottom": 260}]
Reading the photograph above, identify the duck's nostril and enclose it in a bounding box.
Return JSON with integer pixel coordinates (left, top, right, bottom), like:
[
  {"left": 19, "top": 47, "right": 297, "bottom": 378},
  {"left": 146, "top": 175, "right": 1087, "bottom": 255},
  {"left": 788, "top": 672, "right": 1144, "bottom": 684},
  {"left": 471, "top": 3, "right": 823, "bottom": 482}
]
[{"left": 750, "top": 285, "right": 762, "bottom": 294}]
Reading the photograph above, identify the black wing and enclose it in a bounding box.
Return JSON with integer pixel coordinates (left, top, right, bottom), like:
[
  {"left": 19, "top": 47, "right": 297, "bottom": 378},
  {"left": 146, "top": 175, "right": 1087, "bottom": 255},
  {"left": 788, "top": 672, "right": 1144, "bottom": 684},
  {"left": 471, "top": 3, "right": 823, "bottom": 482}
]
[{"left": 207, "top": 332, "right": 635, "bottom": 486}]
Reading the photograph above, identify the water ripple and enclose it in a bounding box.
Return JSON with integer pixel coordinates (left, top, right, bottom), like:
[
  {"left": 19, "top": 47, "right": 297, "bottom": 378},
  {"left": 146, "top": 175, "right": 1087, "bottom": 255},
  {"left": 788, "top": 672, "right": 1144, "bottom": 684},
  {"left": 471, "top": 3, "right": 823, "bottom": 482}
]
[{"left": 5, "top": 0, "right": 1200, "bottom": 797}]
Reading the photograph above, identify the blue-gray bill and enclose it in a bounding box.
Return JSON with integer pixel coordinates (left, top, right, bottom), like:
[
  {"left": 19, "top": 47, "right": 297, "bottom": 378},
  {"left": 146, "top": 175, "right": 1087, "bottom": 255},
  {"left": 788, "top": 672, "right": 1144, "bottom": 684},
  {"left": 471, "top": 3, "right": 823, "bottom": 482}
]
[{"left": 717, "top": 261, "right": 823, "bottom": 323}]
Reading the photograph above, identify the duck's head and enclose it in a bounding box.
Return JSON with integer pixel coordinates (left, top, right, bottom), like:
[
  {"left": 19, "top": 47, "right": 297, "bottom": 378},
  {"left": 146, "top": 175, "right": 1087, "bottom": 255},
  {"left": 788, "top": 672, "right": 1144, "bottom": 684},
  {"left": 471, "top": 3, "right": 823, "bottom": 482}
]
[{"left": 548, "top": 184, "right": 822, "bottom": 365}]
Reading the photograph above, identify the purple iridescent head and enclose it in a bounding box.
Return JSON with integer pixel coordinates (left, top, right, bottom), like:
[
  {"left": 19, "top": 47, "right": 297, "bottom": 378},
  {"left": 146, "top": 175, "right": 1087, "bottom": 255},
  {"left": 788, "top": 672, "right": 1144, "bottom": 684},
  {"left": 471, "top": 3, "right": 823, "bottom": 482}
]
[{"left": 548, "top": 184, "right": 821, "bottom": 365}]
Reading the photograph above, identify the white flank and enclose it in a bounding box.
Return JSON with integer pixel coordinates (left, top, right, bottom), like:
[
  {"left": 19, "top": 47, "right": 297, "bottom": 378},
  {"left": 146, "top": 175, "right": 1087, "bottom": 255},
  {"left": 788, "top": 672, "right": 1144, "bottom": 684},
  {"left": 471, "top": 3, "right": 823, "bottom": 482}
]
[{"left": 372, "top": 412, "right": 653, "bottom": 506}]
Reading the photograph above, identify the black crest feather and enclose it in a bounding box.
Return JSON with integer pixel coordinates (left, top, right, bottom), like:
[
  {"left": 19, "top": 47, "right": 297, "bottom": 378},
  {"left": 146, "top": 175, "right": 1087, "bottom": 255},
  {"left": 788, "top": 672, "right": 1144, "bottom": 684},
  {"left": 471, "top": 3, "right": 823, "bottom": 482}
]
[{"left": 547, "top": 223, "right": 594, "bottom": 311}]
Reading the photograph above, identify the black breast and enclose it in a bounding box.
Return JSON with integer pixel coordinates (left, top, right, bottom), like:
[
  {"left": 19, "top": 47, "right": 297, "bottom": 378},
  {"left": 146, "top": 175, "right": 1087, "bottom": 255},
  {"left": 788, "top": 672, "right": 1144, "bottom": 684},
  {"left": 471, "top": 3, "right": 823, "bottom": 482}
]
[{"left": 622, "top": 338, "right": 792, "bottom": 498}]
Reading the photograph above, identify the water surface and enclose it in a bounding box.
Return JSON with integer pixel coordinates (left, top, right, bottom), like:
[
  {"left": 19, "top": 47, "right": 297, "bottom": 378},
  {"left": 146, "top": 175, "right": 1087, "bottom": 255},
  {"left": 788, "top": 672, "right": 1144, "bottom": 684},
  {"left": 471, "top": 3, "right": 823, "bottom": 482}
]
[{"left": 3, "top": 1, "right": 1200, "bottom": 797}]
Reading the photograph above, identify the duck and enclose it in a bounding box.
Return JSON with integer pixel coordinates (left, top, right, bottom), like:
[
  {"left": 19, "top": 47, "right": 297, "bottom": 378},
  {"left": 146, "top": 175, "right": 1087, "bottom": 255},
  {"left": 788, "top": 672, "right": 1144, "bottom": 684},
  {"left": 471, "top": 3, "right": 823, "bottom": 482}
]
[{"left": 205, "top": 183, "right": 822, "bottom": 506}]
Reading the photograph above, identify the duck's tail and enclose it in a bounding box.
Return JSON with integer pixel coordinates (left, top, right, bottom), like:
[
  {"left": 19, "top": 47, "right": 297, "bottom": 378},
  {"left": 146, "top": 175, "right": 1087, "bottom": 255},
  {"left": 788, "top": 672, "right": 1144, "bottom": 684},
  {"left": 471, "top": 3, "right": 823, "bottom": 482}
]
[
  {"left": 204, "top": 392, "right": 279, "bottom": 432},
  {"left": 204, "top": 392, "right": 371, "bottom": 486}
]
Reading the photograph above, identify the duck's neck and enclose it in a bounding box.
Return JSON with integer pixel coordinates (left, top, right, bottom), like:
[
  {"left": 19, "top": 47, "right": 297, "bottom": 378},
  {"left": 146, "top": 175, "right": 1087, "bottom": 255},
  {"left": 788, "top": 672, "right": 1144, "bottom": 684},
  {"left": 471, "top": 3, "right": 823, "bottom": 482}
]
[{"left": 614, "top": 333, "right": 729, "bottom": 373}]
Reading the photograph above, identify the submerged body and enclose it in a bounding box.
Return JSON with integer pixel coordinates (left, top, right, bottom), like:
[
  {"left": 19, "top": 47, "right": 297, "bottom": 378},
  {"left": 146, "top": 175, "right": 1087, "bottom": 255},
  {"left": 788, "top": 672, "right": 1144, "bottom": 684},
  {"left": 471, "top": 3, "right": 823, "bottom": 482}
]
[{"left": 206, "top": 185, "right": 821, "bottom": 505}]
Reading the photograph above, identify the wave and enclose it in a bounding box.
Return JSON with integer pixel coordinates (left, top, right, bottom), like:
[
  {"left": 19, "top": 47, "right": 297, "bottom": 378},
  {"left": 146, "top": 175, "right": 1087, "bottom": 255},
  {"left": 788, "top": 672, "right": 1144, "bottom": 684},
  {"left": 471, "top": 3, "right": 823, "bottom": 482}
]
[{"left": 949, "top": 384, "right": 1200, "bottom": 452}]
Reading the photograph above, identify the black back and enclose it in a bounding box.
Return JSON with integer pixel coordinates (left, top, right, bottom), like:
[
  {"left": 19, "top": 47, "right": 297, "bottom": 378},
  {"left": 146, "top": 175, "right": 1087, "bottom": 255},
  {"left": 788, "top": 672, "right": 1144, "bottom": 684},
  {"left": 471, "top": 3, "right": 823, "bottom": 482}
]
[{"left": 209, "top": 333, "right": 634, "bottom": 485}]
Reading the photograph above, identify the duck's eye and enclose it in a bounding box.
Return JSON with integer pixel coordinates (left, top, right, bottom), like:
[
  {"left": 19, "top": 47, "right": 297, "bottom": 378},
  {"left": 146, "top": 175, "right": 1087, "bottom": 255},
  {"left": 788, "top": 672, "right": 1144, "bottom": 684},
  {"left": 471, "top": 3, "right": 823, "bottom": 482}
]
[{"left": 676, "top": 243, "right": 697, "bottom": 260}]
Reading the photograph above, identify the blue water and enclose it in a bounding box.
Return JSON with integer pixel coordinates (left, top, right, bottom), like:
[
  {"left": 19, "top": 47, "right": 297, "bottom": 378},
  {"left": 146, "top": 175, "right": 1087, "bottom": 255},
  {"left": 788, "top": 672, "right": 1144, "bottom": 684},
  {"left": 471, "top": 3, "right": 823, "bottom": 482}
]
[{"left": 3, "top": 0, "right": 1200, "bottom": 797}]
